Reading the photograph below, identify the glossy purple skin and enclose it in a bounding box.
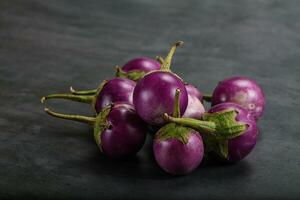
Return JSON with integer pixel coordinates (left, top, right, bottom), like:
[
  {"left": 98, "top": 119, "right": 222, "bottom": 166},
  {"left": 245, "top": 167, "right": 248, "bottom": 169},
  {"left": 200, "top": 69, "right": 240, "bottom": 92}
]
[
  {"left": 133, "top": 71, "right": 188, "bottom": 125},
  {"left": 183, "top": 84, "right": 205, "bottom": 119},
  {"left": 100, "top": 103, "right": 147, "bottom": 159},
  {"left": 95, "top": 78, "right": 136, "bottom": 113},
  {"left": 153, "top": 131, "right": 204, "bottom": 175},
  {"left": 122, "top": 57, "right": 161, "bottom": 72},
  {"left": 211, "top": 76, "right": 265, "bottom": 120},
  {"left": 185, "top": 84, "right": 203, "bottom": 101},
  {"left": 208, "top": 103, "right": 258, "bottom": 162}
]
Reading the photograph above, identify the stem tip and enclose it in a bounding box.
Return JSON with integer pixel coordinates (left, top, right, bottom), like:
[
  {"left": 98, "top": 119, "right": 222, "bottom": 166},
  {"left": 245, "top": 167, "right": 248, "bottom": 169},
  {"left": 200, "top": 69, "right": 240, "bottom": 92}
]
[
  {"left": 163, "top": 113, "right": 170, "bottom": 122},
  {"left": 155, "top": 56, "right": 164, "bottom": 64},
  {"left": 114, "top": 65, "right": 121, "bottom": 71},
  {"left": 70, "top": 86, "right": 75, "bottom": 93},
  {"left": 175, "top": 41, "right": 184, "bottom": 46},
  {"left": 41, "top": 97, "right": 46, "bottom": 103},
  {"left": 44, "top": 108, "right": 52, "bottom": 116}
]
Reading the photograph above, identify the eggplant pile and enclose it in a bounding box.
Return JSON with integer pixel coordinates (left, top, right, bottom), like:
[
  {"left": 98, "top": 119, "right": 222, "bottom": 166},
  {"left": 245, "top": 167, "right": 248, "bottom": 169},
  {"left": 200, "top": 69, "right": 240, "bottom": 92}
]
[{"left": 41, "top": 41, "right": 265, "bottom": 175}]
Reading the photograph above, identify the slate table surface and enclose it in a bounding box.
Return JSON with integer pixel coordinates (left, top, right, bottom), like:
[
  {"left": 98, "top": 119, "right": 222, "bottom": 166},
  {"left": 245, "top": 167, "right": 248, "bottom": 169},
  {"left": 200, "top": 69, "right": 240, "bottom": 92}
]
[{"left": 1, "top": 0, "right": 300, "bottom": 199}]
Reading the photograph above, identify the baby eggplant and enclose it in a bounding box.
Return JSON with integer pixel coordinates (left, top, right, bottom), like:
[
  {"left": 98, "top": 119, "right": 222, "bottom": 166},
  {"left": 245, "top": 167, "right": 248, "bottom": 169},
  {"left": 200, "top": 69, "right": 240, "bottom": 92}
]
[
  {"left": 41, "top": 78, "right": 136, "bottom": 113},
  {"left": 44, "top": 102, "right": 147, "bottom": 159},
  {"left": 205, "top": 76, "right": 265, "bottom": 120},
  {"left": 153, "top": 89, "right": 204, "bottom": 175},
  {"left": 133, "top": 41, "right": 188, "bottom": 125}
]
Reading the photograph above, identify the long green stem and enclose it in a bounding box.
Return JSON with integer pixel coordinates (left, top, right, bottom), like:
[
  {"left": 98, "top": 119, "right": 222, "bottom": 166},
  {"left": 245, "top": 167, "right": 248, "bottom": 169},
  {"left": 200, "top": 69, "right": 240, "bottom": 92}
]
[
  {"left": 155, "top": 56, "right": 164, "bottom": 64},
  {"left": 164, "top": 113, "right": 216, "bottom": 134},
  {"left": 203, "top": 93, "right": 212, "bottom": 102},
  {"left": 44, "top": 108, "right": 96, "bottom": 125},
  {"left": 41, "top": 94, "right": 94, "bottom": 104},
  {"left": 160, "top": 41, "right": 184, "bottom": 71},
  {"left": 70, "top": 87, "right": 97, "bottom": 95},
  {"left": 172, "top": 88, "right": 181, "bottom": 118}
]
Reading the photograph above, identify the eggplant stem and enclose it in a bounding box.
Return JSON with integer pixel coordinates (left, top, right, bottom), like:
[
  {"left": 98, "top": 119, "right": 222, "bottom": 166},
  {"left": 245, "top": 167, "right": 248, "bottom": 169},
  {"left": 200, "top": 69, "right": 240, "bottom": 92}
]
[
  {"left": 203, "top": 94, "right": 212, "bottom": 102},
  {"left": 115, "top": 66, "right": 127, "bottom": 78},
  {"left": 70, "top": 87, "right": 97, "bottom": 95},
  {"left": 172, "top": 88, "right": 181, "bottom": 118},
  {"left": 155, "top": 56, "right": 164, "bottom": 64},
  {"left": 41, "top": 93, "right": 94, "bottom": 104},
  {"left": 164, "top": 113, "right": 216, "bottom": 135},
  {"left": 160, "top": 41, "right": 184, "bottom": 71},
  {"left": 44, "top": 108, "right": 96, "bottom": 125}
]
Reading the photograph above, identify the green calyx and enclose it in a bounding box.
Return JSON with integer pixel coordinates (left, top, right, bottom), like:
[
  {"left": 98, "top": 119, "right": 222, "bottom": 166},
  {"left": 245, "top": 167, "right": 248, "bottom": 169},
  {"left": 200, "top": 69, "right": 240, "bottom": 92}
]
[
  {"left": 217, "top": 140, "right": 229, "bottom": 159},
  {"left": 115, "top": 55, "right": 164, "bottom": 81},
  {"left": 201, "top": 133, "right": 229, "bottom": 159},
  {"left": 165, "top": 109, "right": 248, "bottom": 141},
  {"left": 115, "top": 66, "right": 147, "bottom": 81},
  {"left": 93, "top": 105, "right": 113, "bottom": 149},
  {"left": 201, "top": 109, "right": 248, "bottom": 140},
  {"left": 200, "top": 110, "right": 248, "bottom": 160},
  {"left": 156, "top": 123, "right": 193, "bottom": 144},
  {"left": 155, "top": 87, "right": 194, "bottom": 144},
  {"left": 164, "top": 109, "right": 248, "bottom": 160}
]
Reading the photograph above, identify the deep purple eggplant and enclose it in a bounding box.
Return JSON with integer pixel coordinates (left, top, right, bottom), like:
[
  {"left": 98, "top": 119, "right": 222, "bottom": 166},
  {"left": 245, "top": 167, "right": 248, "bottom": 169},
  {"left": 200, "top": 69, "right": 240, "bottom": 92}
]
[
  {"left": 205, "top": 76, "right": 265, "bottom": 120},
  {"left": 41, "top": 78, "right": 136, "bottom": 114},
  {"left": 133, "top": 41, "right": 188, "bottom": 125},
  {"left": 182, "top": 84, "right": 205, "bottom": 119},
  {"left": 44, "top": 102, "right": 147, "bottom": 159},
  {"left": 153, "top": 89, "right": 204, "bottom": 175},
  {"left": 164, "top": 102, "right": 257, "bottom": 162}
]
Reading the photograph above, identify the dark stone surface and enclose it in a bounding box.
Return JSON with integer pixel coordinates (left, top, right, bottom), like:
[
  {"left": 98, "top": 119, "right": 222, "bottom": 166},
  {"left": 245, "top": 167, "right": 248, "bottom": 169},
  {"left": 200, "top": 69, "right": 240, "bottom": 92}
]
[{"left": 0, "top": 0, "right": 299, "bottom": 199}]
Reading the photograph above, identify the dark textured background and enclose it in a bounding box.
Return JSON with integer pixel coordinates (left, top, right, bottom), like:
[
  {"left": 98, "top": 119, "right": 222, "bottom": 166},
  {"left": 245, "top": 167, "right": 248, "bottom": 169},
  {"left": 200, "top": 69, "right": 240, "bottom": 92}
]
[{"left": 0, "top": 0, "right": 300, "bottom": 199}]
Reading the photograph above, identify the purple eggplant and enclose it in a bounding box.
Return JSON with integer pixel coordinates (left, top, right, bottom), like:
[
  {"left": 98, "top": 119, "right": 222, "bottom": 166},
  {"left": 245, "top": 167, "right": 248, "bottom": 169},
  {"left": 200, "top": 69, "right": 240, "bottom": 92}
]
[
  {"left": 164, "top": 102, "right": 257, "bottom": 162},
  {"left": 207, "top": 103, "right": 258, "bottom": 161},
  {"left": 133, "top": 41, "right": 188, "bottom": 125},
  {"left": 205, "top": 76, "right": 265, "bottom": 120},
  {"left": 44, "top": 102, "right": 147, "bottom": 159},
  {"left": 182, "top": 84, "right": 205, "bottom": 119},
  {"left": 153, "top": 89, "right": 204, "bottom": 175},
  {"left": 41, "top": 78, "right": 136, "bottom": 114},
  {"left": 70, "top": 57, "right": 162, "bottom": 95},
  {"left": 154, "top": 127, "right": 204, "bottom": 175},
  {"left": 116, "top": 57, "right": 162, "bottom": 81}
]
